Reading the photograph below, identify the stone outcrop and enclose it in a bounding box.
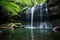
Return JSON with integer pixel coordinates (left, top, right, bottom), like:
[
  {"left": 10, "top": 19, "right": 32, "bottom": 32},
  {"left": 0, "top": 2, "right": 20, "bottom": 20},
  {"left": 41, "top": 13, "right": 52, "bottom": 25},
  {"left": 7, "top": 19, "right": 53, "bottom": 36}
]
[
  {"left": 48, "top": 0, "right": 60, "bottom": 15},
  {"left": 0, "top": 23, "right": 24, "bottom": 31}
]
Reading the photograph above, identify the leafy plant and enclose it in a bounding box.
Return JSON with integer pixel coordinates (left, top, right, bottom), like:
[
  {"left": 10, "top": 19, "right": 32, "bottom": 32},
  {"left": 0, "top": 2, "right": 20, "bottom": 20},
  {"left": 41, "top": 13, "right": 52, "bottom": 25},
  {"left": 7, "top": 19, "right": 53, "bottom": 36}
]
[
  {"left": 0, "top": 0, "right": 46, "bottom": 15},
  {"left": 16, "top": 0, "right": 46, "bottom": 14},
  {"left": 0, "top": 0, "right": 20, "bottom": 15}
]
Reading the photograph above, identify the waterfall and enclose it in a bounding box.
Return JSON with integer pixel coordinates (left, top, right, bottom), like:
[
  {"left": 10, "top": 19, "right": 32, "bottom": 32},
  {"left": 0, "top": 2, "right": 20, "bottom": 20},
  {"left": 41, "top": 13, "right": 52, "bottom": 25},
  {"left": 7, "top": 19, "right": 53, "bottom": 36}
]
[
  {"left": 30, "top": 7, "right": 35, "bottom": 40},
  {"left": 39, "top": 4, "right": 51, "bottom": 34},
  {"left": 25, "top": 3, "right": 52, "bottom": 40},
  {"left": 25, "top": 6, "right": 35, "bottom": 40},
  {"left": 39, "top": 4, "right": 53, "bottom": 35}
]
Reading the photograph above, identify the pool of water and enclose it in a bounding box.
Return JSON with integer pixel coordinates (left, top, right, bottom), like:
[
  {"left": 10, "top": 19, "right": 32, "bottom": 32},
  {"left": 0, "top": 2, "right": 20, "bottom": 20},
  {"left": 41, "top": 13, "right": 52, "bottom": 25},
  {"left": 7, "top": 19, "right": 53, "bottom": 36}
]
[{"left": 1, "top": 27, "right": 60, "bottom": 40}]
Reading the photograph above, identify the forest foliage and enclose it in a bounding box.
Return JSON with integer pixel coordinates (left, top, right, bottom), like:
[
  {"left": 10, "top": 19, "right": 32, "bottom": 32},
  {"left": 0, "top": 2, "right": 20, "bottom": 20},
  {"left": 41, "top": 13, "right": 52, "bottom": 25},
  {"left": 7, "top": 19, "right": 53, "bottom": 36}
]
[{"left": 0, "top": 0, "right": 46, "bottom": 15}]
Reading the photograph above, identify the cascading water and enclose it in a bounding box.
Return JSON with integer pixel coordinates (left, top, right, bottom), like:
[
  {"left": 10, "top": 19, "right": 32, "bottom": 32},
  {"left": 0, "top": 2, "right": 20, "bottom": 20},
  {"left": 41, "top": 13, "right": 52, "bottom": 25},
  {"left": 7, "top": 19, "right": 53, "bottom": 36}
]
[
  {"left": 30, "top": 7, "right": 34, "bottom": 40},
  {"left": 26, "top": 6, "right": 35, "bottom": 40},
  {"left": 39, "top": 4, "right": 52, "bottom": 34},
  {"left": 25, "top": 3, "right": 53, "bottom": 40}
]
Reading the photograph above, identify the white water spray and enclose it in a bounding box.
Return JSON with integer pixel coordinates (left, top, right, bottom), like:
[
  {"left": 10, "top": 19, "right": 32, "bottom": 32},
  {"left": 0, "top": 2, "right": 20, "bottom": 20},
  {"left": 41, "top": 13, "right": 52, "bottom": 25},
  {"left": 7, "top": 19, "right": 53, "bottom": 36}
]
[{"left": 30, "top": 7, "right": 35, "bottom": 40}]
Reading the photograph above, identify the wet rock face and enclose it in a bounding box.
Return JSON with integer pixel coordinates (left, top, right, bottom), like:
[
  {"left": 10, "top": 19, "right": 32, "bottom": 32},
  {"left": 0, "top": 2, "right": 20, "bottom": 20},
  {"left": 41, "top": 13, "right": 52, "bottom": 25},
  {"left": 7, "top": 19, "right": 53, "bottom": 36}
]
[
  {"left": 47, "top": 0, "right": 60, "bottom": 6},
  {"left": 47, "top": 0, "right": 60, "bottom": 15},
  {"left": 0, "top": 12, "right": 10, "bottom": 24}
]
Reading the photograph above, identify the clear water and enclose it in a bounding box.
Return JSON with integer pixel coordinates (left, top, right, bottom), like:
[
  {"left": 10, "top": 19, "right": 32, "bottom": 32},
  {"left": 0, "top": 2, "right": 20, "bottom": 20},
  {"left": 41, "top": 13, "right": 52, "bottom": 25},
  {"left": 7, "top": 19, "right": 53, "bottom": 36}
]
[{"left": 3, "top": 27, "right": 60, "bottom": 40}]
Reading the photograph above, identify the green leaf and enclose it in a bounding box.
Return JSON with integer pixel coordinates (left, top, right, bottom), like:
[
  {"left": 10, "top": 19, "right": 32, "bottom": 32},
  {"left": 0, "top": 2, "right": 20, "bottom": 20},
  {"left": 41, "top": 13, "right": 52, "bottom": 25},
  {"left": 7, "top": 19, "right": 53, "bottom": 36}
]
[
  {"left": 38, "top": 0, "right": 46, "bottom": 4},
  {"left": 18, "top": 0, "right": 32, "bottom": 6},
  {"left": 0, "top": 1, "right": 20, "bottom": 15}
]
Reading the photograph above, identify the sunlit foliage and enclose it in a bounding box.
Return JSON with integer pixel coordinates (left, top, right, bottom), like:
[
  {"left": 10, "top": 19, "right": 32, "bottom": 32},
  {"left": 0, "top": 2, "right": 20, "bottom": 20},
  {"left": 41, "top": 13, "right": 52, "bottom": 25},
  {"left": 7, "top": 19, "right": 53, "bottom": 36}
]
[
  {"left": 0, "top": 0, "right": 20, "bottom": 15},
  {"left": 0, "top": 0, "right": 46, "bottom": 15}
]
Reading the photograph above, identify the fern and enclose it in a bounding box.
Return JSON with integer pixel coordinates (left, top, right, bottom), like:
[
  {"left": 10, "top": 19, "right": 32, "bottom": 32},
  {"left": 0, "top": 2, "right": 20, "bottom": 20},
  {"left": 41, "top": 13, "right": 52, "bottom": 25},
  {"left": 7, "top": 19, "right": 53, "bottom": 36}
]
[{"left": 0, "top": 0, "right": 20, "bottom": 15}]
